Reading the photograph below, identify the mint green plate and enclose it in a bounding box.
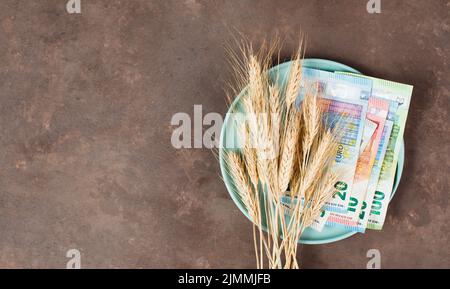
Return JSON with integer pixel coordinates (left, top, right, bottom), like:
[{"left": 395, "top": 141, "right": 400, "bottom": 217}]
[{"left": 219, "top": 58, "right": 404, "bottom": 245}]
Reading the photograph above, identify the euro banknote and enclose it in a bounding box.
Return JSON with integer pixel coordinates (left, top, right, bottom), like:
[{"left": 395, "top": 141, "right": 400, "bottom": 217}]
[
  {"left": 310, "top": 210, "right": 330, "bottom": 232},
  {"left": 358, "top": 119, "right": 393, "bottom": 231},
  {"left": 337, "top": 74, "right": 413, "bottom": 230},
  {"left": 298, "top": 68, "right": 371, "bottom": 213},
  {"left": 327, "top": 97, "right": 389, "bottom": 230}
]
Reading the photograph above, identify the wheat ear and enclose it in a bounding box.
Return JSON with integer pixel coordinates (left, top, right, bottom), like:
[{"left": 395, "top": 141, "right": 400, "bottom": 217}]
[
  {"left": 225, "top": 151, "right": 264, "bottom": 267},
  {"left": 277, "top": 47, "right": 303, "bottom": 193}
]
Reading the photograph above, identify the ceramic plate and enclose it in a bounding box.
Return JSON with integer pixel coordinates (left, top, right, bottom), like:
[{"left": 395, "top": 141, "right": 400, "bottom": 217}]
[{"left": 219, "top": 58, "right": 404, "bottom": 244}]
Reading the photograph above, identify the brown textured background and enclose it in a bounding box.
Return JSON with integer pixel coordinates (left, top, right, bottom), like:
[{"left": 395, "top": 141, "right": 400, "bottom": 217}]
[{"left": 0, "top": 0, "right": 449, "bottom": 268}]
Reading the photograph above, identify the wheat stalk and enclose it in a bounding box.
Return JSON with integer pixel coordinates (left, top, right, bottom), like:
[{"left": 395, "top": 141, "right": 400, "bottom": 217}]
[
  {"left": 224, "top": 36, "right": 340, "bottom": 269},
  {"left": 284, "top": 130, "right": 338, "bottom": 268},
  {"left": 241, "top": 124, "right": 259, "bottom": 189},
  {"left": 285, "top": 56, "right": 303, "bottom": 107},
  {"left": 277, "top": 43, "right": 304, "bottom": 192},
  {"left": 225, "top": 152, "right": 258, "bottom": 220},
  {"left": 278, "top": 105, "right": 302, "bottom": 193},
  {"left": 225, "top": 150, "right": 264, "bottom": 268}
]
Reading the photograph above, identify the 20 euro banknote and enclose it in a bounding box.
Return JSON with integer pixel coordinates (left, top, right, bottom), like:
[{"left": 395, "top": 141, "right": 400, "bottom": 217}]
[
  {"left": 298, "top": 68, "right": 371, "bottom": 213},
  {"left": 327, "top": 97, "right": 389, "bottom": 230}
]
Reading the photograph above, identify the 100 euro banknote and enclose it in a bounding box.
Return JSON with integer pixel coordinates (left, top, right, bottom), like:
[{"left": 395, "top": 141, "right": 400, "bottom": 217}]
[
  {"left": 353, "top": 98, "right": 390, "bottom": 232},
  {"left": 357, "top": 119, "right": 393, "bottom": 232},
  {"left": 338, "top": 74, "right": 413, "bottom": 230}
]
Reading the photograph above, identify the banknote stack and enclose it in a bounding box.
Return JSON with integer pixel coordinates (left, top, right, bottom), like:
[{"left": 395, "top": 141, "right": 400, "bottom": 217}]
[{"left": 292, "top": 67, "right": 413, "bottom": 233}]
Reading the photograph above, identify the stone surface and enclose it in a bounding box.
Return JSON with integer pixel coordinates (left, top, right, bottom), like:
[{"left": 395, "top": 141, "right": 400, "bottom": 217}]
[{"left": 0, "top": 0, "right": 448, "bottom": 268}]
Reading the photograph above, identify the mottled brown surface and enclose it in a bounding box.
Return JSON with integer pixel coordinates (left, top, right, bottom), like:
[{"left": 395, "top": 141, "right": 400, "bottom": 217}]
[{"left": 0, "top": 0, "right": 448, "bottom": 268}]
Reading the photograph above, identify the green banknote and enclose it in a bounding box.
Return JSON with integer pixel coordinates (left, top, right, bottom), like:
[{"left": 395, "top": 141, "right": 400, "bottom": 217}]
[{"left": 338, "top": 74, "right": 413, "bottom": 230}]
